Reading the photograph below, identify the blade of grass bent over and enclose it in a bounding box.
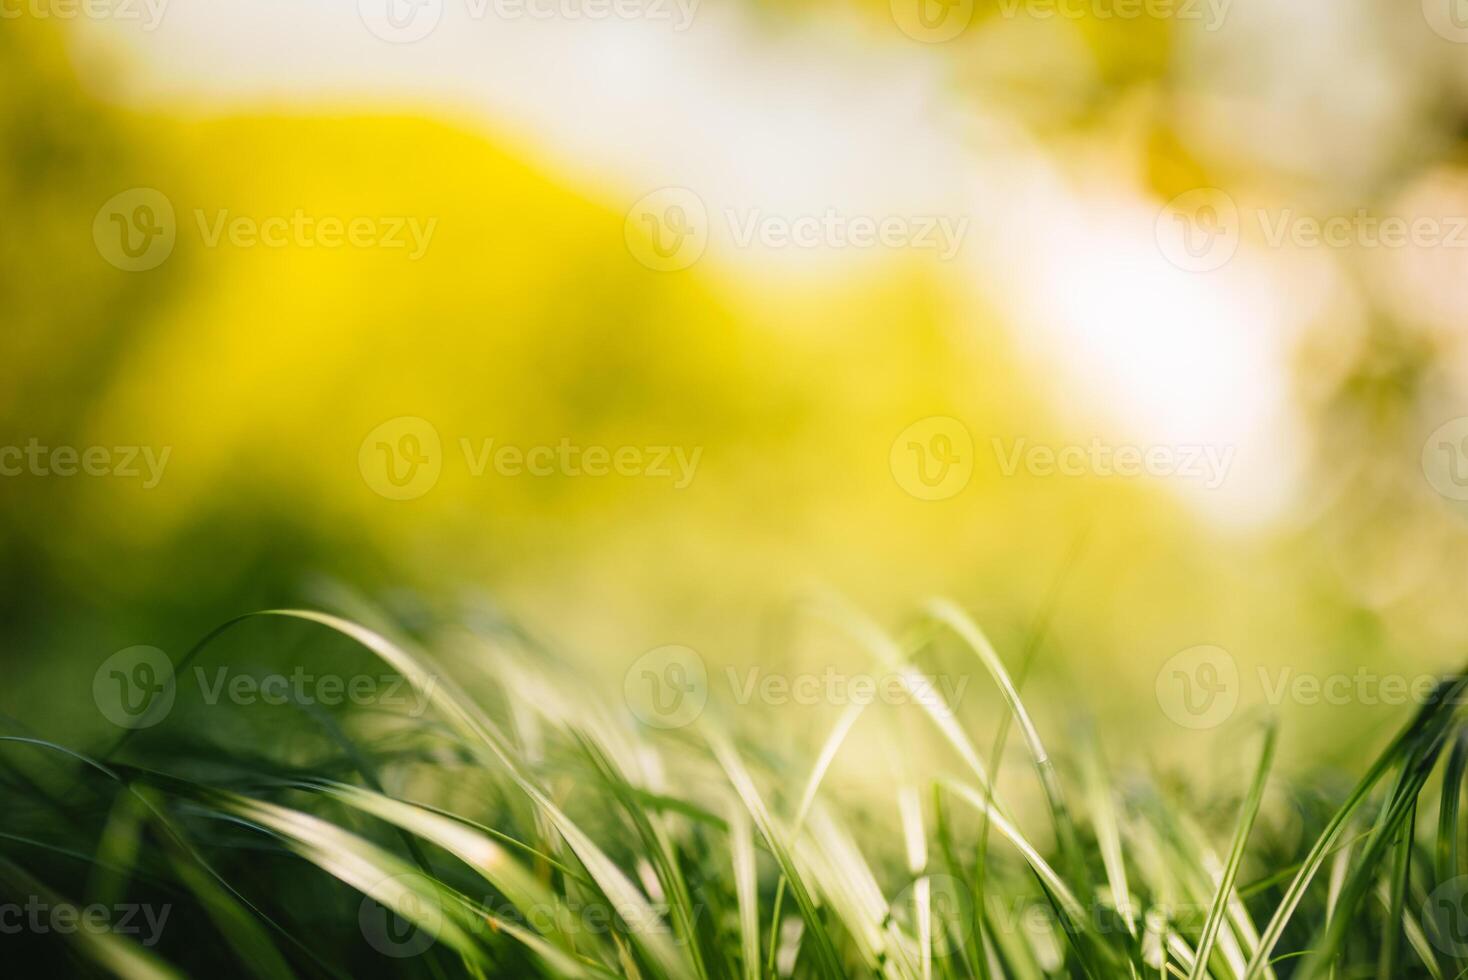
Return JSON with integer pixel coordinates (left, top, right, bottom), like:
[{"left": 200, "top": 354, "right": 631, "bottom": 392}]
[
  {"left": 160, "top": 610, "right": 692, "bottom": 978},
  {"left": 921, "top": 599, "right": 1091, "bottom": 899}
]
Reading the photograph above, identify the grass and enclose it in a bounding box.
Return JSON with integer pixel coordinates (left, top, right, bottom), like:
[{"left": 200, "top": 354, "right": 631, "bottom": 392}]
[{"left": 3, "top": 601, "right": 1467, "bottom": 979}]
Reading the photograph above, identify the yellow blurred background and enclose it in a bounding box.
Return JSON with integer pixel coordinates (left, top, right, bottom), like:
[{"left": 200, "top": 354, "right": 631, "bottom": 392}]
[{"left": 6, "top": 1, "right": 1468, "bottom": 772}]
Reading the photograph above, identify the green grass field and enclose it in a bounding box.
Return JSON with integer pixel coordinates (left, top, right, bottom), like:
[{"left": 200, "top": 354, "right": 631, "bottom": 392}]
[{"left": 6, "top": 601, "right": 1467, "bottom": 979}]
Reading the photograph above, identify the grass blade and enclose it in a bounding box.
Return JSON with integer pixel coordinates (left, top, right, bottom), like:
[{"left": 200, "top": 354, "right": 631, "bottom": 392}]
[{"left": 1188, "top": 715, "right": 1277, "bottom": 980}]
